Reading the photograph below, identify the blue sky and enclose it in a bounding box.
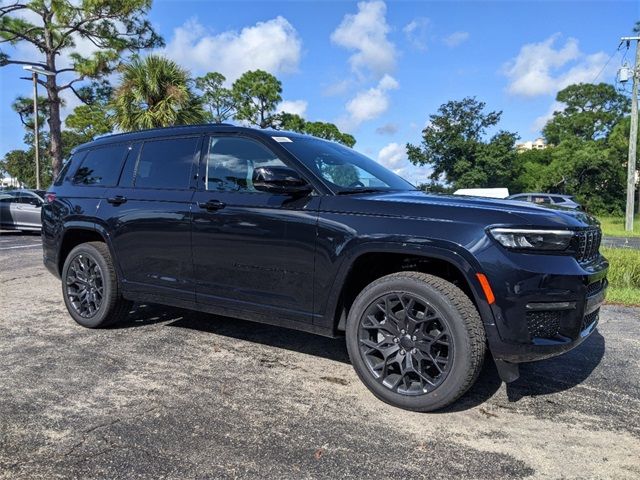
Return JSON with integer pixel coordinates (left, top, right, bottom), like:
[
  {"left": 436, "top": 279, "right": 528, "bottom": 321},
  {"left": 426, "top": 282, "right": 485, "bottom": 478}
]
[{"left": 0, "top": 0, "right": 638, "bottom": 184}]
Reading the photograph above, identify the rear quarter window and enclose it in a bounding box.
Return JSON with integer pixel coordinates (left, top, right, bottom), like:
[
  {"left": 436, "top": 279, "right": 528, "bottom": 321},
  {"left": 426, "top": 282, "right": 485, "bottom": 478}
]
[{"left": 72, "top": 144, "right": 128, "bottom": 186}]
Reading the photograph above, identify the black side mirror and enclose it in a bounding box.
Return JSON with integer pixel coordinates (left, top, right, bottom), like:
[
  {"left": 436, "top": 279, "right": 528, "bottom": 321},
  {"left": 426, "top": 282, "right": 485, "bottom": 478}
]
[{"left": 252, "top": 166, "right": 312, "bottom": 196}]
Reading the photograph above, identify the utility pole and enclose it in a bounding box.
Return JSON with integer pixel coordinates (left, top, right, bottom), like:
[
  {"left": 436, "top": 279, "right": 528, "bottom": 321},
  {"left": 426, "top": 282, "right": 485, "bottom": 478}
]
[{"left": 622, "top": 36, "right": 640, "bottom": 232}]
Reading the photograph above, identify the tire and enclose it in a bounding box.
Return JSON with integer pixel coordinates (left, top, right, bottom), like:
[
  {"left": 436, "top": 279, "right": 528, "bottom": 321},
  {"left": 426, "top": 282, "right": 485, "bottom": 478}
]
[
  {"left": 61, "top": 241, "right": 132, "bottom": 328},
  {"left": 346, "top": 272, "right": 486, "bottom": 412}
]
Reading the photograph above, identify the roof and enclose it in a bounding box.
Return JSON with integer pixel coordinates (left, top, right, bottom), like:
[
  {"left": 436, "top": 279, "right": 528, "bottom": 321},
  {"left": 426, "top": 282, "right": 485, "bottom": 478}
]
[{"left": 72, "top": 124, "right": 311, "bottom": 153}]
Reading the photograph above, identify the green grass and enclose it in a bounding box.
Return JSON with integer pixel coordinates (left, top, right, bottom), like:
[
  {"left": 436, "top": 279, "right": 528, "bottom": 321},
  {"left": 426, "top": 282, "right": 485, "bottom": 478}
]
[
  {"left": 601, "top": 247, "right": 640, "bottom": 306},
  {"left": 598, "top": 215, "right": 640, "bottom": 238}
]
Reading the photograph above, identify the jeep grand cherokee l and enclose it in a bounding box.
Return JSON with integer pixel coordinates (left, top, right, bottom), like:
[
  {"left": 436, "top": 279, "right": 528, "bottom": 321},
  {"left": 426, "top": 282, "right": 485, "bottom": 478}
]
[{"left": 42, "top": 124, "right": 608, "bottom": 412}]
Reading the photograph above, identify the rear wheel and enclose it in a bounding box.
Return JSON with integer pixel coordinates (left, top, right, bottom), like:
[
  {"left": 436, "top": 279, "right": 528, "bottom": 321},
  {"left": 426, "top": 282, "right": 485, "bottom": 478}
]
[
  {"left": 61, "top": 242, "right": 132, "bottom": 328},
  {"left": 346, "top": 272, "right": 485, "bottom": 412}
]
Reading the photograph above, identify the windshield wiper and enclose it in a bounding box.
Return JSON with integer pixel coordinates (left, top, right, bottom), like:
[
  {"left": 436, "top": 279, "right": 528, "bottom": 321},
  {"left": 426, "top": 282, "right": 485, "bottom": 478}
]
[{"left": 337, "top": 188, "right": 387, "bottom": 195}]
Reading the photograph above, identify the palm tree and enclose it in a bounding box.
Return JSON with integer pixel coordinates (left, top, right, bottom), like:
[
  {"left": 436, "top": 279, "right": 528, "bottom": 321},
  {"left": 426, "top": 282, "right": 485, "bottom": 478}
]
[{"left": 112, "top": 55, "right": 206, "bottom": 131}]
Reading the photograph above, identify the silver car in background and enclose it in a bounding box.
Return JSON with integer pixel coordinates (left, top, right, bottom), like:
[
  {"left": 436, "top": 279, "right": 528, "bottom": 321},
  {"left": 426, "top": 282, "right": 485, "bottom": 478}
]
[
  {"left": 0, "top": 190, "right": 44, "bottom": 231},
  {"left": 507, "top": 192, "right": 583, "bottom": 210}
]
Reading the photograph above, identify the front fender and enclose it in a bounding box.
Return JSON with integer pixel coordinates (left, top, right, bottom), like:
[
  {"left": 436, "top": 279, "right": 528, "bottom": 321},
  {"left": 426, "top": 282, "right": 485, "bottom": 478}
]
[{"left": 321, "top": 238, "right": 497, "bottom": 332}]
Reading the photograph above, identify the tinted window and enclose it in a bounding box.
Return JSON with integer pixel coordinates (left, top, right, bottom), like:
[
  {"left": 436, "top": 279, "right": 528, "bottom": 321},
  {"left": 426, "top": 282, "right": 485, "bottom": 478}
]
[
  {"left": 206, "top": 136, "right": 287, "bottom": 192},
  {"left": 17, "top": 192, "right": 42, "bottom": 206},
  {"left": 73, "top": 145, "right": 127, "bottom": 186},
  {"left": 135, "top": 137, "right": 199, "bottom": 189},
  {"left": 551, "top": 196, "right": 566, "bottom": 203},
  {"left": 54, "top": 155, "right": 77, "bottom": 186},
  {"left": 0, "top": 192, "right": 17, "bottom": 203},
  {"left": 280, "top": 137, "right": 415, "bottom": 192}
]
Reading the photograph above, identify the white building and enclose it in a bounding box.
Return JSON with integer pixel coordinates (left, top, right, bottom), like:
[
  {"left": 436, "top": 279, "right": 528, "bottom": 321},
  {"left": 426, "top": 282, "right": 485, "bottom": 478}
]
[{"left": 516, "top": 138, "right": 548, "bottom": 152}]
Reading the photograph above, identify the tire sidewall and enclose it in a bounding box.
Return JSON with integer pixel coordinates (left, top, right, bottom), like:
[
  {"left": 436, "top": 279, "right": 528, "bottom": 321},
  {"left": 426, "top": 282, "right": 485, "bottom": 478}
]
[
  {"left": 61, "top": 243, "right": 114, "bottom": 328},
  {"left": 346, "top": 275, "right": 476, "bottom": 412}
]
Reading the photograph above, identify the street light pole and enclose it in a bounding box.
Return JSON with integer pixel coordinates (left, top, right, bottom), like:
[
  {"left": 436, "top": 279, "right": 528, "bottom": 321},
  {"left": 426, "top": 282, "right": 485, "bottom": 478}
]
[
  {"left": 22, "top": 65, "right": 55, "bottom": 190},
  {"left": 31, "top": 71, "right": 40, "bottom": 190}
]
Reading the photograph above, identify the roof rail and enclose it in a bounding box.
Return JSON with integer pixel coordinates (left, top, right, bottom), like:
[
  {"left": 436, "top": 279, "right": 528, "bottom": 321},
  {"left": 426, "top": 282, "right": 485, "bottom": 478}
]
[{"left": 91, "top": 122, "right": 236, "bottom": 142}]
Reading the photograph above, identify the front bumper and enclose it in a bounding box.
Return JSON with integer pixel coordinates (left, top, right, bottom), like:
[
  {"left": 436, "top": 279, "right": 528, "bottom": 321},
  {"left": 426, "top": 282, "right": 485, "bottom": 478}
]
[{"left": 477, "top": 248, "right": 608, "bottom": 364}]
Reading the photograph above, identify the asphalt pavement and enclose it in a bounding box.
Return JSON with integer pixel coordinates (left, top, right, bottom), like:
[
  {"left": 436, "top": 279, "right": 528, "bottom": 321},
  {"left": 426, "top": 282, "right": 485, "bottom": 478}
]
[{"left": 1, "top": 232, "right": 639, "bottom": 479}]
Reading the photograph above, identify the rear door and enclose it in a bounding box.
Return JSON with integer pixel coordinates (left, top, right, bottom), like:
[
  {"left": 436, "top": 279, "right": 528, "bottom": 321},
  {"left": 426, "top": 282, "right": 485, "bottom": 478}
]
[{"left": 101, "top": 135, "right": 202, "bottom": 302}]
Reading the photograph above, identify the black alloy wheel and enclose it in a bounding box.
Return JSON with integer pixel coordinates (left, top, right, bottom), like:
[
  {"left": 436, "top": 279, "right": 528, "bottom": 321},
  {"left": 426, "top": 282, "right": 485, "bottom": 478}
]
[
  {"left": 66, "top": 253, "right": 105, "bottom": 318},
  {"left": 358, "top": 292, "right": 453, "bottom": 395},
  {"left": 61, "top": 242, "right": 132, "bottom": 328}
]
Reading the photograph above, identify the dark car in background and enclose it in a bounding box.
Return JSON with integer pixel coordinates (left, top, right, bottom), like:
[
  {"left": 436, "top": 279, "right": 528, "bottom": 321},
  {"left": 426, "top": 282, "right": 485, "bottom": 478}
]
[
  {"left": 41, "top": 124, "right": 608, "bottom": 412},
  {"left": 0, "top": 189, "right": 44, "bottom": 231},
  {"left": 507, "top": 192, "right": 582, "bottom": 210}
]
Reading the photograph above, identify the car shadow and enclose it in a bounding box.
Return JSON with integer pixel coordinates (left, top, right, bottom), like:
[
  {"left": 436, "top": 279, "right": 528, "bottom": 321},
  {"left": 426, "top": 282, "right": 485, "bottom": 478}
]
[
  {"left": 505, "top": 330, "right": 605, "bottom": 402},
  {"left": 112, "top": 303, "right": 606, "bottom": 411},
  {"left": 113, "top": 303, "right": 350, "bottom": 364}
]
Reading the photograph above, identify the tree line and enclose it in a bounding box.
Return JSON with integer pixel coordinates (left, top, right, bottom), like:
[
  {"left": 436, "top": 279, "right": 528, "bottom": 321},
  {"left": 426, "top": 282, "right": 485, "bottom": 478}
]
[{"left": 408, "top": 82, "right": 637, "bottom": 215}]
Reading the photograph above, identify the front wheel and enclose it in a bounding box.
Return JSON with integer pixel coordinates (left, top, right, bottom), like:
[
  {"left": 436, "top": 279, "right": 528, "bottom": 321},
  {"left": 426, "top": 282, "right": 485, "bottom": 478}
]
[
  {"left": 61, "top": 242, "right": 132, "bottom": 328},
  {"left": 346, "top": 272, "right": 486, "bottom": 412}
]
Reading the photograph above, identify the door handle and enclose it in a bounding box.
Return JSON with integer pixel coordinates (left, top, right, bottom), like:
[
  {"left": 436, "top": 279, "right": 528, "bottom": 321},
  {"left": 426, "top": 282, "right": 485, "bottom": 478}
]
[
  {"left": 198, "top": 200, "right": 226, "bottom": 211},
  {"left": 107, "top": 195, "right": 127, "bottom": 205}
]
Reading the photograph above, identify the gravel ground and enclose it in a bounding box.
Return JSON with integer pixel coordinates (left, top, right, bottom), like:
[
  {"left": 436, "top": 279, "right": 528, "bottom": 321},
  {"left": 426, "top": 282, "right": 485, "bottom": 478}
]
[{"left": 1, "top": 232, "right": 639, "bottom": 479}]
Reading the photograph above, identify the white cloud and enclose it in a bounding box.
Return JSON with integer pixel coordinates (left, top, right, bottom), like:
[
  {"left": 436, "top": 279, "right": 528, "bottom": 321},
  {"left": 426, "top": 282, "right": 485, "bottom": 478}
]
[
  {"left": 443, "top": 31, "right": 469, "bottom": 48},
  {"left": 344, "top": 74, "right": 399, "bottom": 127},
  {"left": 376, "top": 142, "right": 429, "bottom": 185},
  {"left": 531, "top": 100, "right": 565, "bottom": 133},
  {"left": 278, "top": 100, "right": 308, "bottom": 117},
  {"left": 403, "top": 18, "right": 430, "bottom": 51},
  {"left": 163, "top": 16, "right": 302, "bottom": 81},
  {"left": 377, "top": 142, "right": 407, "bottom": 170},
  {"left": 503, "top": 34, "right": 612, "bottom": 97},
  {"left": 330, "top": 0, "right": 396, "bottom": 78}
]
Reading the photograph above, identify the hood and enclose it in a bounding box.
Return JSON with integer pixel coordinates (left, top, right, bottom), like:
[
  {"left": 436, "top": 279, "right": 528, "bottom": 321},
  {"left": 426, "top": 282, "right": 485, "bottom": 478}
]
[{"left": 330, "top": 190, "right": 599, "bottom": 230}]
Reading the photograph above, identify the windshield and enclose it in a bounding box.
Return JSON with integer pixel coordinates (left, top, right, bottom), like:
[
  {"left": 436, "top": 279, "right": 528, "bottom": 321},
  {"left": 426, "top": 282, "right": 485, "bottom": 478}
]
[{"left": 279, "top": 136, "right": 415, "bottom": 193}]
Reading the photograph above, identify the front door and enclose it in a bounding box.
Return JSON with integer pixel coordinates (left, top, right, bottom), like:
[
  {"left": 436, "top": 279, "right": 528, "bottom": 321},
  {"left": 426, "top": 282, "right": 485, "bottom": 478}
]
[{"left": 191, "top": 134, "right": 319, "bottom": 323}]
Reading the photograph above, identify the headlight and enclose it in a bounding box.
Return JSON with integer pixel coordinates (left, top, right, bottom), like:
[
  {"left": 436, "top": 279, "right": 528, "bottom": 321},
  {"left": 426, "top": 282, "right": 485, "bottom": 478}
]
[{"left": 489, "top": 228, "right": 573, "bottom": 251}]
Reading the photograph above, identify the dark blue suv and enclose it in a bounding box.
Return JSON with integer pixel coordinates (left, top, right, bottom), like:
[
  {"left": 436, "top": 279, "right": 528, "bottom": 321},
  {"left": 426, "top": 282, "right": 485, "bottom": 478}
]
[{"left": 42, "top": 124, "right": 608, "bottom": 411}]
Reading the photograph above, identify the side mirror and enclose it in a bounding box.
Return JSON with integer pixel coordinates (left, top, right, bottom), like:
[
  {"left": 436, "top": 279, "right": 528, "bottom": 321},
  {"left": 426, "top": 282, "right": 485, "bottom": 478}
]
[{"left": 252, "top": 166, "right": 313, "bottom": 196}]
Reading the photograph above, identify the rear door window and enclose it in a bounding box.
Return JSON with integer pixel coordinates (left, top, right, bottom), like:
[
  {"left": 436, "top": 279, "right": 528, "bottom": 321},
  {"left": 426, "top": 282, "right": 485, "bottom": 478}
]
[
  {"left": 135, "top": 137, "right": 199, "bottom": 189},
  {"left": 73, "top": 144, "right": 128, "bottom": 186}
]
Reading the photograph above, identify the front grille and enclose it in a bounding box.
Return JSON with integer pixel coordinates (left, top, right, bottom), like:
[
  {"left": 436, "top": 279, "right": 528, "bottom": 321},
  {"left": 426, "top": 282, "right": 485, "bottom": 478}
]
[
  {"left": 526, "top": 311, "right": 561, "bottom": 339},
  {"left": 574, "top": 228, "right": 602, "bottom": 263},
  {"left": 586, "top": 279, "right": 605, "bottom": 297},
  {"left": 581, "top": 308, "right": 600, "bottom": 331}
]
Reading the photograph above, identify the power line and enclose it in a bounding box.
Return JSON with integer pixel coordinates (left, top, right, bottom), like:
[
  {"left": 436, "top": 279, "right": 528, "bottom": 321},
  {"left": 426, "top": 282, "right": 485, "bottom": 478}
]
[{"left": 591, "top": 43, "right": 624, "bottom": 83}]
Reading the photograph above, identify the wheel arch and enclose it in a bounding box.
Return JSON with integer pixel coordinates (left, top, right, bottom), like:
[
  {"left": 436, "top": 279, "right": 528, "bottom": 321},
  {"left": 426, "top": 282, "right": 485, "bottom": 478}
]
[
  {"left": 324, "top": 242, "right": 495, "bottom": 334},
  {"left": 57, "top": 222, "right": 114, "bottom": 276}
]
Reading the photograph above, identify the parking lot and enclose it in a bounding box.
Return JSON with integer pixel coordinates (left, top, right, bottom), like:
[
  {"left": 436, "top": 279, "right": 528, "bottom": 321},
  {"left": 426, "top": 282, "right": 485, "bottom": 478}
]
[{"left": 0, "top": 231, "right": 639, "bottom": 479}]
